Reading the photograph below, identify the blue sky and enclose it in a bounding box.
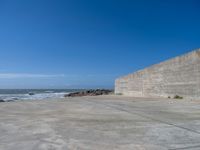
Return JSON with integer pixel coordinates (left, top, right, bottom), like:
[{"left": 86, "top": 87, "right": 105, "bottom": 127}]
[{"left": 0, "top": 0, "right": 200, "bottom": 89}]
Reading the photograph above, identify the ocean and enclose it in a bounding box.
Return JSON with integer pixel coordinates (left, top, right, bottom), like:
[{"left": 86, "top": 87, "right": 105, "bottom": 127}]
[{"left": 0, "top": 89, "right": 82, "bottom": 101}]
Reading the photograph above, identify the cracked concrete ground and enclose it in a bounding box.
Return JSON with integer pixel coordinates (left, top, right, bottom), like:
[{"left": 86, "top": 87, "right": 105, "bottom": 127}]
[{"left": 0, "top": 95, "right": 200, "bottom": 150}]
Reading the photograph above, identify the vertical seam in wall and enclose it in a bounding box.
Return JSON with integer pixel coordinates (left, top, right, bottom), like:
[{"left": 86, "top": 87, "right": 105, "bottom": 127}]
[
  {"left": 194, "top": 55, "right": 199, "bottom": 99},
  {"left": 198, "top": 61, "right": 200, "bottom": 98},
  {"left": 142, "top": 71, "right": 145, "bottom": 97},
  {"left": 142, "top": 75, "right": 144, "bottom": 96}
]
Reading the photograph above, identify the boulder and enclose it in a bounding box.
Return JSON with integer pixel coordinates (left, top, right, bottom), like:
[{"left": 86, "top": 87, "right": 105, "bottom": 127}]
[
  {"left": 64, "top": 89, "right": 113, "bottom": 97},
  {"left": 29, "top": 92, "right": 35, "bottom": 96},
  {"left": 0, "top": 99, "right": 5, "bottom": 102}
]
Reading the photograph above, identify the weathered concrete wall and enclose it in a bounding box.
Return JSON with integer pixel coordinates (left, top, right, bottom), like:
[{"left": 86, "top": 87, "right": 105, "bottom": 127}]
[{"left": 115, "top": 48, "right": 200, "bottom": 99}]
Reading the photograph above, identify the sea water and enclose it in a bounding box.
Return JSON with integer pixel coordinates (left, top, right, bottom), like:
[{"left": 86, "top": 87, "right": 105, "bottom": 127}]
[{"left": 0, "top": 89, "right": 81, "bottom": 101}]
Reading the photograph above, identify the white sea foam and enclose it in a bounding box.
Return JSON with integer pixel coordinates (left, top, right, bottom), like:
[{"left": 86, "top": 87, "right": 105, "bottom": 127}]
[
  {"left": 23, "top": 92, "right": 68, "bottom": 100},
  {"left": 0, "top": 89, "right": 82, "bottom": 101},
  {"left": 0, "top": 90, "right": 74, "bottom": 101}
]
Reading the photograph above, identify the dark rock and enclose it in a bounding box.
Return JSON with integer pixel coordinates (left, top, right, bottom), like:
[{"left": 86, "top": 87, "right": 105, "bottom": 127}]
[
  {"left": 29, "top": 92, "right": 35, "bottom": 96},
  {"left": 64, "top": 89, "right": 113, "bottom": 97},
  {"left": 0, "top": 99, "right": 5, "bottom": 102}
]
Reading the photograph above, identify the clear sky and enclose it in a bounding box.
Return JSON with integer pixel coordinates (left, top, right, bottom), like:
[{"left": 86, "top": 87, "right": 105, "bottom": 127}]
[{"left": 0, "top": 0, "right": 200, "bottom": 89}]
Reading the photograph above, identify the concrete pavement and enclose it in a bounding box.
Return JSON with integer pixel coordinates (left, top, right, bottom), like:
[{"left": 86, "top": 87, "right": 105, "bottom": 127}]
[{"left": 0, "top": 95, "right": 200, "bottom": 150}]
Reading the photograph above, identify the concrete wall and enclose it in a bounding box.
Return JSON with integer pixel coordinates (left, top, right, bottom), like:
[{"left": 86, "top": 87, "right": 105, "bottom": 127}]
[{"left": 115, "top": 48, "right": 200, "bottom": 99}]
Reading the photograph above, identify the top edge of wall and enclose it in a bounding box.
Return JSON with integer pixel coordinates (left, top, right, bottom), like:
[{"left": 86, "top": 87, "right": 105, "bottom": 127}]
[{"left": 116, "top": 48, "right": 200, "bottom": 81}]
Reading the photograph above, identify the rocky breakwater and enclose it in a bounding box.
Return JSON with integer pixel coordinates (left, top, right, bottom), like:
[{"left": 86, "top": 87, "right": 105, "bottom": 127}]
[{"left": 65, "top": 89, "right": 113, "bottom": 97}]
